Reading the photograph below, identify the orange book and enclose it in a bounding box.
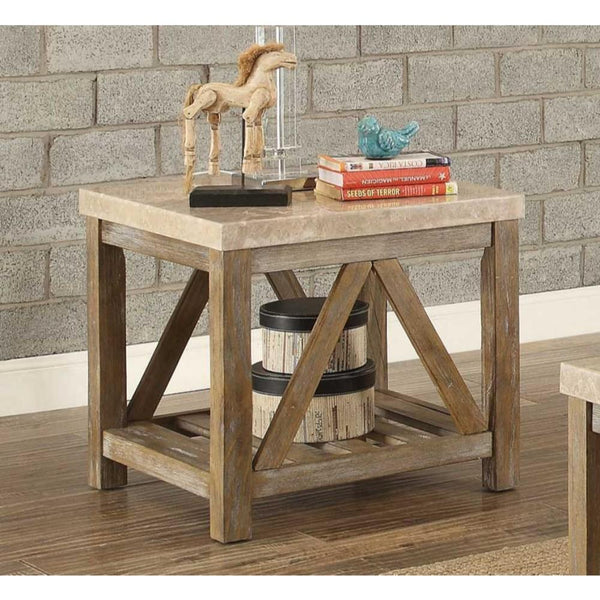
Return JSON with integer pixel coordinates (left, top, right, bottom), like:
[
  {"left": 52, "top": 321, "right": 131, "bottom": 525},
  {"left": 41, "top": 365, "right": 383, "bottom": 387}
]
[
  {"left": 315, "top": 179, "right": 458, "bottom": 202},
  {"left": 318, "top": 165, "right": 451, "bottom": 189}
]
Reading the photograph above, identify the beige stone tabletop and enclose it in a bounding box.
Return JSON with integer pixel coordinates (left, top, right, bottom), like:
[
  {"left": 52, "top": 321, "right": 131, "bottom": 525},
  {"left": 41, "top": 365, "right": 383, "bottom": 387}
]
[
  {"left": 560, "top": 357, "right": 600, "bottom": 405},
  {"left": 79, "top": 176, "right": 524, "bottom": 251}
]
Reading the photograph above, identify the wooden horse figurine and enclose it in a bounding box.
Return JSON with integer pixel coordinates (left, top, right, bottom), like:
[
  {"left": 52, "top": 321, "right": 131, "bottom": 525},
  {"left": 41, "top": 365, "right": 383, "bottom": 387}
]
[{"left": 182, "top": 43, "right": 297, "bottom": 193}]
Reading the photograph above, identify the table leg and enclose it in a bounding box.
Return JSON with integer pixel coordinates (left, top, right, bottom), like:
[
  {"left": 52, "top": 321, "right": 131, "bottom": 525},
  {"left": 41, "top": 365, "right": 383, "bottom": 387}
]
[
  {"left": 569, "top": 397, "right": 600, "bottom": 575},
  {"left": 481, "top": 220, "right": 520, "bottom": 491},
  {"left": 209, "top": 249, "right": 253, "bottom": 543},
  {"left": 359, "top": 269, "right": 388, "bottom": 389},
  {"left": 87, "top": 218, "right": 128, "bottom": 490}
]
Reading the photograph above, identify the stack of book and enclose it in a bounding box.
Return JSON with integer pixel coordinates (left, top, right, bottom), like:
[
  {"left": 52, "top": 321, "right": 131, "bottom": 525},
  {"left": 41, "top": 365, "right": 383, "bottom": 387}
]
[{"left": 315, "top": 151, "right": 457, "bottom": 202}]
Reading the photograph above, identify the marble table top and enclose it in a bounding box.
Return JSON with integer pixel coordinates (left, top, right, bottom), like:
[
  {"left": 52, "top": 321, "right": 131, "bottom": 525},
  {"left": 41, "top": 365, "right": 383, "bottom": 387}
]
[
  {"left": 561, "top": 357, "right": 600, "bottom": 405},
  {"left": 79, "top": 176, "right": 524, "bottom": 251}
]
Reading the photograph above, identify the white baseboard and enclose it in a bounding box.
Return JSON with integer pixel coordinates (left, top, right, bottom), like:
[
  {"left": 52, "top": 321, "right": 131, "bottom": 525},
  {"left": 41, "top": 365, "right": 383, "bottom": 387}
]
[{"left": 2, "top": 285, "right": 600, "bottom": 417}]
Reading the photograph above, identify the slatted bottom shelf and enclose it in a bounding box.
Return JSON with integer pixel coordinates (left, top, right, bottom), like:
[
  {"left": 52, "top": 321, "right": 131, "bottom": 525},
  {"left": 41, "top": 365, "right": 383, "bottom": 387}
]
[{"left": 103, "top": 389, "right": 492, "bottom": 499}]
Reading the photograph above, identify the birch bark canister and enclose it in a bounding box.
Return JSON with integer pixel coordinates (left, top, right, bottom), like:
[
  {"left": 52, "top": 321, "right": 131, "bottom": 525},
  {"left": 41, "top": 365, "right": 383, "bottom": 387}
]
[
  {"left": 260, "top": 297, "right": 369, "bottom": 374},
  {"left": 252, "top": 359, "right": 376, "bottom": 443},
  {"left": 254, "top": 297, "right": 375, "bottom": 442}
]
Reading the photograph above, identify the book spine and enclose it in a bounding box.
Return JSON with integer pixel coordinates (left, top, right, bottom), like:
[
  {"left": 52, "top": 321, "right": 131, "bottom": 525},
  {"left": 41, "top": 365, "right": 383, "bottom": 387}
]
[
  {"left": 339, "top": 182, "right": 457, "bottom": 201},
  {"left": 319, "top": 166, "right": 451, "bottom": 189}
]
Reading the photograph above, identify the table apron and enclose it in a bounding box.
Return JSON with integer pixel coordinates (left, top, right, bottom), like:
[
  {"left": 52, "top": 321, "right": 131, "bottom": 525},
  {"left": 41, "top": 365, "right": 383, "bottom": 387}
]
[{"left": 102, "top": 221, "right": 492, "bottom": 273}]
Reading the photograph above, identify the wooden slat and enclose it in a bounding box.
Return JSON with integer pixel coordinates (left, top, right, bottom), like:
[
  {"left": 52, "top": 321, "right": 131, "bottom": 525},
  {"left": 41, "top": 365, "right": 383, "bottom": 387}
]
[
  {"left": 252, "top": 223, "right": 492, "bottom": 272},
  {"left": 265, "top": 271, "right": 307, "bottom": 299},
  {"left": 87, "top": 217, "right": 127, "bottom": 490},
  {"left": 127, "top": 270, "right": 209, "bottom": 421},
  {"left": 209, "top": 249, "right": 253, "bottom": 543},
  {"left": 253, "top": 431, "right": 492, "bottom": 498},
  {"left": 373, "top": 259, "right": 487, "bottom": 435},
  {"left": 327, "top": 439, "right": 379, "bottom": 453},
  {"left": 103, "top": 422, "right": 210, "bottom": 498},
  {"left": 568, "top": 397, "right": 600, "bottom": 575},
  {"left": 173, "top": 412, "right": 336, "bottom": 465},
  {"left": 594, "top": 405, "right": 600, "bottom": 435},
  {"left": 370, "top": 418, "right": 432, "bottom": 445},
  {"left": 102, "top": 221, "right": 209, "bottom": 271},
  {"left": 375, "top": 390, "right": 457, "bottom": 436},
  {"left": 482, "top": 220, "right": 520, "bottom": 491},
  {"left": 252, "top": 261, "right": 372, "bottom": 471},
  {"left": 359, "top": 269, "right": 388, "bottom": 389}
]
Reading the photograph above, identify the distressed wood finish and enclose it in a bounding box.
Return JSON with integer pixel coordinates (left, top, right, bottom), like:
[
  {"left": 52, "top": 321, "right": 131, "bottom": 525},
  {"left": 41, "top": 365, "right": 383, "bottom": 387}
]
[
  {"left": 102, "top": 222, "right": 209, "bottom": 271},
  {"left": 172, "top": 411, "right": 337, "bottom": 465},
  {"left": 482, "top": 220, "right": 520, "bottom": 491},
  {"left": 209, "top": 249, "right": 253, "bottom": 542},
  {"left": 359, "top": 269, "right": 388, "bottom": 389},
  {"left": 252, "top": 224, "right": 491, "bottom": 272},
  {"left": 87, "top": 217, "right": 128, "bottom": 490},
  {"left": 481, "top": 246, "right": 495, "bottom": 423},
  {"left": 253, "top": 431, "right": 492, "bottom": 498},
  {"left": 375, "top": 389, "right": 457, "bottom": 436},
  {"left": 127, "top": 270, "right": 209, "bottom": 422},
  {"left": 253, "top": 261, "right": 372, "bottom": 471},
  {"left": 568, "top": 397, "right": 600, "bottom": 575},
  {"left": 373, "top": 259, "right": 487, "bottom": 435},
  {"left": 265, "top": 270, "right": 307, "bottom": 299},
  {"left": 103, "top": 422, "right": 210, "bottom": 497}
]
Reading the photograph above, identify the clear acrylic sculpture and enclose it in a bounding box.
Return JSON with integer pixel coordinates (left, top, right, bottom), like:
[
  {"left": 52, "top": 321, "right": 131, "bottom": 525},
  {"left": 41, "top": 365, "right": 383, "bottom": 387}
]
[{"left": 247, "top": 25, "right": 315, "bottom": 189}]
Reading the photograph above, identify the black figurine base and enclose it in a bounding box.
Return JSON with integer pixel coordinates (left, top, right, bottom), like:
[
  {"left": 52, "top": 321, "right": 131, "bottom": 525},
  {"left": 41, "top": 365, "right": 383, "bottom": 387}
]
[{"left": 189, "top": 185, "right": 292, "bottom": 208}]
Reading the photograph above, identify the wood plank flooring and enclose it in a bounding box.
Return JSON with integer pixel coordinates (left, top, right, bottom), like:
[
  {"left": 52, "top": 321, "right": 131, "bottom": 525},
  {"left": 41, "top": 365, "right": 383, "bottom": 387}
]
[{"left": 1, "top": 333, "right": 599, "bottom": 575}]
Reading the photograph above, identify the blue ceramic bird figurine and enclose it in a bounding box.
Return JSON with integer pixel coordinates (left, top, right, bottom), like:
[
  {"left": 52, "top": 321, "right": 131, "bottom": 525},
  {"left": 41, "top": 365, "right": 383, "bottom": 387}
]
[{"left": 357, "top": 115, "right": 420, "bottom": 160}]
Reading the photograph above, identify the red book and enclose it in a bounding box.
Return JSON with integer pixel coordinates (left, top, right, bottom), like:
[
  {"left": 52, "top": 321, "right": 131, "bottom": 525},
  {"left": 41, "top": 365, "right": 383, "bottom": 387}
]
[
  {"left": 315, "top": 179, "right": 458, "bottom": 202},
  {"left": 318, "top": 165, "right": 451, "bottom": 189}
]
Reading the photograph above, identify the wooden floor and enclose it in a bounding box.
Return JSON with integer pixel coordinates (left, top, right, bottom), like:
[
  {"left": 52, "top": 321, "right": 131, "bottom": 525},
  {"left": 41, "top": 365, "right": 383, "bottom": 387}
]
[{"left": 1, "top": 332, "right": 599, "bottom": 575}]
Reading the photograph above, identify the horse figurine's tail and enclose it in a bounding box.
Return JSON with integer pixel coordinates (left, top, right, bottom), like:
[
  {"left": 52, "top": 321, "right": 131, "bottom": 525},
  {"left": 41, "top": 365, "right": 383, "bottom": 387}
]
[{"left": 182, "top": 84, "right": 203, "bottom": 194}]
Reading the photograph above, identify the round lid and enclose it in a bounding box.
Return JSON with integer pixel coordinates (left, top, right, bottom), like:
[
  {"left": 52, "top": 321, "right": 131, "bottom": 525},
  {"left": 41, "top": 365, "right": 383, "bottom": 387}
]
[
  {"left": 259, "top": 297, "right": 369, "bottom": 332},
  {"left": 252, "top": 359, "right": 376, "bottom": 397}
]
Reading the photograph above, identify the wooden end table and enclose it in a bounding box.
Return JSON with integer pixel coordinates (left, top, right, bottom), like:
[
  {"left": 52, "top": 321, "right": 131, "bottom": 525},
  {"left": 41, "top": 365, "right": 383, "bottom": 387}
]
[
  {"left": 80, "top": 177, "right": 523, "bottom": 543},
  {"left": 560, "top": 359, "right": 600, "bottom": 574}
]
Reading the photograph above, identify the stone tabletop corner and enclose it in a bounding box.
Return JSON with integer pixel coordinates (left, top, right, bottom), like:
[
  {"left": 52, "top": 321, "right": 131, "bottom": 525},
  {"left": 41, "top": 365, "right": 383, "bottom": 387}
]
[{"left": 560, "top": 357, "right": 600, "bottom": 405}]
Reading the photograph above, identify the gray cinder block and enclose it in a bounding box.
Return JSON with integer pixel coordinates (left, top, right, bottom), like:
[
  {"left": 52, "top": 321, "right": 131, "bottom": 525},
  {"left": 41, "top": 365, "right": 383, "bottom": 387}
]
[
  {"left": 500, "top": 48, "right": 582, "bottom": 96},
  {"left": 0, "top": 78, "right": 94, "bottom": 133},
  {"left": 47, "top": 26, "right": 153, "bottom": 73},
  {"left": 457, "top": 100, "right": 540, "bottom": 150},
  {"left": 361, "top": 26, "right": 452, "bottom": 55},
  {"left": 519, "top": 246, "right": 582, "bottom": 294},
  {"left": 0, "top": 192, "right": 83, "bottom": 246},
  {"left": 545, "top": 95, "right": 600, "bottom": 143},
  {"left": 97, "top": 68, "right": 207, "bottom": 125},
  {"left": 454, "top": 26, "right": 539, "bottom": 49},
  {"left": 312, "top": 59, "right": 403, "bottom": 111},
  {"left": 409, "top": 53, "right": 495, "bottom": 103},
  {"left": 0, "top": 137, "right": 45, "bottom": 192},
  {"left": 499, "top": 144, "right": 580, "bottom": 195},
  {"left": 0, "top": 26, "right": 41, "bottom": 76},
  {"left": 158, "top": 26, "right": 254, "bottom": 65},
  {"left": 544, "top": 192, "right": 600, "bottom": 242},
  {"left": 50, "top": 128, "right": 156, "bottom": 186},
  {"left": 0, "top": 248, "right": 47, "bottom": 304}
]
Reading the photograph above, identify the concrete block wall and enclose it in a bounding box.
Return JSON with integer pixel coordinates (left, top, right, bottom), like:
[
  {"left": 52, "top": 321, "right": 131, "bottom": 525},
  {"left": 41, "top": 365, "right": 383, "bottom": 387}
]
[{"left": 1, "top": 25, "right": 600, "bottom": 360}]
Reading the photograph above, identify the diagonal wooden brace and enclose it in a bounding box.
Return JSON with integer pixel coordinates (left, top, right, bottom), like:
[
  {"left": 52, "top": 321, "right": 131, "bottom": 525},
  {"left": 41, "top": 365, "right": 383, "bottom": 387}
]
[
  {"left": 253, "top": 261, "right": 372, "bottom": 471},
  {"left": 127, "top": 269, "right": 209, "bottom": 422},
  {"left": 373, "top": 259, "right": 487, "bottom": 435},
  {"left": 265, "top": 270, "right": 307, "bottom": 300}
]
